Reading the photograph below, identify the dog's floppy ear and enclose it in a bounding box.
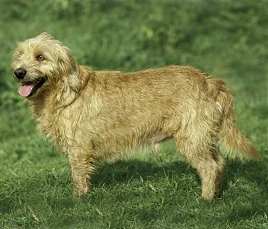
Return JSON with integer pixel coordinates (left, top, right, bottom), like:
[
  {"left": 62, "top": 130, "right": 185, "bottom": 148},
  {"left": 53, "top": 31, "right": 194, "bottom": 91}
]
[
  {"left": 57, "top": 45, "right": 77, "bottom": 74},
  {"left": 56, "top": 48, "right": 80, "bottom": 105},
  {"left": 58, "top": 45, "right": 91, "bottom": 95},
  {"left": 56, "top": 45, "right": 82, "bottom": 92}
]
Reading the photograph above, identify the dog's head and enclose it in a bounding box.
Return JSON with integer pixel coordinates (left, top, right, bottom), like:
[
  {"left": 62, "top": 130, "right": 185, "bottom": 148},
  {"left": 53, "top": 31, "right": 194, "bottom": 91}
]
[{"left": 11, "top": 32, "right": 78, "bottom": 98}]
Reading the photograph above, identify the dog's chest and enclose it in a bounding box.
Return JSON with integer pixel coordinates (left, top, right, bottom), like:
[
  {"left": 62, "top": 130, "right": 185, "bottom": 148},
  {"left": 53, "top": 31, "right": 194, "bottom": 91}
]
[{"left": 37, "top": 104, "right": 80, "bottom": 146}]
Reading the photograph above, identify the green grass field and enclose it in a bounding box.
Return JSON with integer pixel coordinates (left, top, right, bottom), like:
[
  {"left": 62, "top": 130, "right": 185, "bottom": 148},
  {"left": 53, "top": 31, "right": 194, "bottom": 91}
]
[{"left": 0, "top": 0, "right": 267, "bottom": 228}]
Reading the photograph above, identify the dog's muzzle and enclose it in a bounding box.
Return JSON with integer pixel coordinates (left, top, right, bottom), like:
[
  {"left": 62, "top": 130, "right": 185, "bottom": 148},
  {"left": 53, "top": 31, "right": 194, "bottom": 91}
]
[{"left": 14, "top": 68, "right": 46, "bottom": 97}]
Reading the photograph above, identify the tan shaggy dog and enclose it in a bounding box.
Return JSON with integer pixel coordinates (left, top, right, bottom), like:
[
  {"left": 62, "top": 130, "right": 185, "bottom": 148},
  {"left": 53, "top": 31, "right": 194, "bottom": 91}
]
[{"left": 11, "top": 32, "right": 260, "bottom": 200}]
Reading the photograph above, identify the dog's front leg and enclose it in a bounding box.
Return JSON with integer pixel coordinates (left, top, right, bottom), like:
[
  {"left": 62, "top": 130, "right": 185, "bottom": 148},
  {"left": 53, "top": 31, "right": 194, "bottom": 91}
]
[{"left": 68, "top": 150, "right": 94, "bottom": 196}]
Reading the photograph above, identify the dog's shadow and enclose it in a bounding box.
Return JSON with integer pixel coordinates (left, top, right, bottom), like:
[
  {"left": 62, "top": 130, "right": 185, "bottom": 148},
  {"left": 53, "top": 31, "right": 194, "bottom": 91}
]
[
  {"left": 91, "top": 157, "right": 264, "bottom": 197},
  {"left": 223, "top": 159, "right": 267, "bottom": 190},
  {"left": 91, "top": 158, "right": 194, "bottom": 187}
]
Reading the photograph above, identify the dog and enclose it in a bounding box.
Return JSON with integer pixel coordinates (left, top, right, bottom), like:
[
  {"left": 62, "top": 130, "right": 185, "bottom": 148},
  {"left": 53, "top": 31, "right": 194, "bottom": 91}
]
[{"left": 11, "top": 32, "right": 260, "bottom": 200}]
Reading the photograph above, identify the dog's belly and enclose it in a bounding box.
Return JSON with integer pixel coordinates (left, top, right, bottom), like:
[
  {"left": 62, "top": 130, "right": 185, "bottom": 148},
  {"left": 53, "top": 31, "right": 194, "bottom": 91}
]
[
  {"left": 86, "top": 115, "right": 175, "bottom": 160},
  {"left": 148, "top": 132, "right": 172, "bottom": 144}
]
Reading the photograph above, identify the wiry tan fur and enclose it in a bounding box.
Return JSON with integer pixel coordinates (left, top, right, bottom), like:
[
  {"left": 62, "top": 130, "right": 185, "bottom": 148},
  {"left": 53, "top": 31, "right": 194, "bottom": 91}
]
[{"left": 11, "top": 33, "right": 260, "bottom": 200}]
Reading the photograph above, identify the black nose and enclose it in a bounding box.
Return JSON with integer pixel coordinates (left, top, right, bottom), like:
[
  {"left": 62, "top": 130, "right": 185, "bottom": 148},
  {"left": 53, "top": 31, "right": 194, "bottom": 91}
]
[{"left": 14, "top": 68, "right": 27, "bottom": 79}]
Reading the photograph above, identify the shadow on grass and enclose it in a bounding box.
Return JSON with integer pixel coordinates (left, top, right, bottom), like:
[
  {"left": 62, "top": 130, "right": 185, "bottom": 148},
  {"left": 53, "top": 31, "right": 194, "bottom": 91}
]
[
  {"left": 223, "top": 159, "right": 268, "bottom": 192},
  {"left": 0, "top": 156, "right": 265, "bottom": 215},
  {"left": 0, "top": 159, "right": 195, "bottom": 213},
  {"left": 92, "top": 157, "right": 266, "bottom": 203},
  {"left": 218, "top": 158, "right": 268, "bottom": 222},
  {"left": 91, "top": 159, "right": 195, "bottom": 187}
]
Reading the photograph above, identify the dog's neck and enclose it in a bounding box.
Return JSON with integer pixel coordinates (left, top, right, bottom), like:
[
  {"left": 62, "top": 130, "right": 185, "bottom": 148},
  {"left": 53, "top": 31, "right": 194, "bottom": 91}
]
[
  {"left": 28, "top": 65, "right": 92, "bottom": 115},
  {"left": 27, "top": 90, "right": 76, "bottom": 147},
  {"left": 26, "top": 66, "right": 93, "bottom": 146}
]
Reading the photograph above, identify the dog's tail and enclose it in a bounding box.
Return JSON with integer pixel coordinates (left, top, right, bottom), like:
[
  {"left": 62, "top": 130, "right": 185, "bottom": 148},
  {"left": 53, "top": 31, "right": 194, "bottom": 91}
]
[{"left": 206, "top": 77, "right": 260, "bottom": 161}]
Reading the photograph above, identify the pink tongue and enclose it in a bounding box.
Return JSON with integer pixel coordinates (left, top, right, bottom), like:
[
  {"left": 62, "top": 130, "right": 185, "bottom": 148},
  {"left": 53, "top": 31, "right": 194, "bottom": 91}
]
[{"left": 18, "top": 84, "right": 34, "bottom": 97}]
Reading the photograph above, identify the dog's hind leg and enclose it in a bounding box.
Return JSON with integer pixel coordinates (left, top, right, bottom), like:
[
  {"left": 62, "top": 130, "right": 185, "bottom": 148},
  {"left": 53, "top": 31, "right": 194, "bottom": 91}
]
[
  {"left": 68, "top": 150, "right": 94, "bottom": 195},
  {"left": 175, "top": 128, "right": 225, "bottom": 200}
]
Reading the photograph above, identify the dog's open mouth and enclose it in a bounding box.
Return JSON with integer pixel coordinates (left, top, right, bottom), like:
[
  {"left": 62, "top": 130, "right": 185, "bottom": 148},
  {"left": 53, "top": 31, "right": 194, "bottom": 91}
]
[{"left": 18, "top": 78, "right": 46, "bottom": 97}]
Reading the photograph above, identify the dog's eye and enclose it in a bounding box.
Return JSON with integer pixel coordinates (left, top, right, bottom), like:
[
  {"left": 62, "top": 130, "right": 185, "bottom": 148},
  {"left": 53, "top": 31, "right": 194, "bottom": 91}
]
[
  {"left": 36, "top": 55, "right": 44, "bottom": 61},
  {"left": 17, "top": 54, "right": 23, "bottom": 59},
  {"left": 14, "top": 51, "right": 23, "bottom": 60}
]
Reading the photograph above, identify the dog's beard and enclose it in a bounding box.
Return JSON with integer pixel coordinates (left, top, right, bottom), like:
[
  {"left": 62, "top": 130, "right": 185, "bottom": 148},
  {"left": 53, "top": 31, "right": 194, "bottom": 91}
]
[{"left": 18, "top": 78, "right": 46, "bottom": 97}]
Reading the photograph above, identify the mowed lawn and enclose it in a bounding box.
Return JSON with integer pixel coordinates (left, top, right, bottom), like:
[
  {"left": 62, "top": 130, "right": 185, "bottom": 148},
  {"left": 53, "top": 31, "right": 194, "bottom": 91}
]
[{"left": 0, "top": 0, "right": 267, "bottom": 228}]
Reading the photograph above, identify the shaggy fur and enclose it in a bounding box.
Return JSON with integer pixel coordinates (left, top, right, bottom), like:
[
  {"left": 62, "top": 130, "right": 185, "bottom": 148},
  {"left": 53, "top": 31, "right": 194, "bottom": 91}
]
[{"left": 11, "top": 33, "right": 260, "bottom": 200}]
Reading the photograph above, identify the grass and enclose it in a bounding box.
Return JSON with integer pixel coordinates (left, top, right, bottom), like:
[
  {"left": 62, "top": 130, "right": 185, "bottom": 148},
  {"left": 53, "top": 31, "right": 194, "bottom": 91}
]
[{"left": 0, "top": 0, "right": 267, "bottom": 228}]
